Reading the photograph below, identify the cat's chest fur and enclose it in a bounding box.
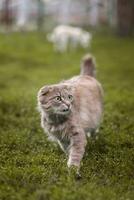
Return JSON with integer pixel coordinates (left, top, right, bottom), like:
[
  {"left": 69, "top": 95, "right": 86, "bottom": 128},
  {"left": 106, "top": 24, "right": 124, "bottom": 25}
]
[{"left": 41, "top": 115, "right": 72, "bottom": 141}]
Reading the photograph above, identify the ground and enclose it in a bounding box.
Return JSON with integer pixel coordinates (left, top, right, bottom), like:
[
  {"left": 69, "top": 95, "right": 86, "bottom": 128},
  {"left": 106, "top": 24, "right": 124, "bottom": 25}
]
[{"left": 0, "top": 32, "right": 134, "bottom": 200}]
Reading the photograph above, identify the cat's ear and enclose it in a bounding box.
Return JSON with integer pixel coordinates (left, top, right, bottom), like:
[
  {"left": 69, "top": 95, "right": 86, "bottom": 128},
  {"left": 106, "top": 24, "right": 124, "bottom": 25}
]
[{"left": 39, "top": 85, "right": 52, "bottom": 96}]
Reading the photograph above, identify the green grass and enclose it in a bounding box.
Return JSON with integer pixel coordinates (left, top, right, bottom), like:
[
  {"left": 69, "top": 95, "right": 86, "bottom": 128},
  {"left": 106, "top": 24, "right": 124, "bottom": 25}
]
[{"left": 0, "top": 32, "right": 134, "bottom": 200}]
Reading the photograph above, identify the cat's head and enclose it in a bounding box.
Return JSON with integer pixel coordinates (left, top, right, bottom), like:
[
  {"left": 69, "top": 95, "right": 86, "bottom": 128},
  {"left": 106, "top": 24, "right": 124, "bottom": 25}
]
[{"left": 38, "top": 84, "right": 73, "bottom": 117}]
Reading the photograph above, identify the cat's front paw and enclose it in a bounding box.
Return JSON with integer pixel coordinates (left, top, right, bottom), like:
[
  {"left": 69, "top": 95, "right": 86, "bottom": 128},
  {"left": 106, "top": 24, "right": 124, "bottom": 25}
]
[{"left": 68, "top": 165, "right": 81, "bottom": 179}]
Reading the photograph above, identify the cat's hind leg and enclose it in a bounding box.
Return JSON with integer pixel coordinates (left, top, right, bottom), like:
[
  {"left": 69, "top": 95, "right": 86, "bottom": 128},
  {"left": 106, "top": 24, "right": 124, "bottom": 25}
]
[{"left": 86, "top": 128, "right": 99, "bottom": 140}]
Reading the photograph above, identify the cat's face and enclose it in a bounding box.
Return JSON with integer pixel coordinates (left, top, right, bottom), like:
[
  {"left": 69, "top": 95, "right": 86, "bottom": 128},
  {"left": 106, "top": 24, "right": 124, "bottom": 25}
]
[{"left": 38, "top": 85, "right": 73, "bottom": 116}]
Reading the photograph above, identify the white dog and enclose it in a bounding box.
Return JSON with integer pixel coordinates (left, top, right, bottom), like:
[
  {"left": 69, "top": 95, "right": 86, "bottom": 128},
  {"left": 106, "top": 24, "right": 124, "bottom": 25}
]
[{"left": 47, "top": 25, "right": 92, "bottom": 52}]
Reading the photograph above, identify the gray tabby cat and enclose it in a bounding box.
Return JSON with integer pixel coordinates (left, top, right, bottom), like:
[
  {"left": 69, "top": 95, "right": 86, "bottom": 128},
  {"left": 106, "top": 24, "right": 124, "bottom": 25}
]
[{"left": 37, "top": 54, "right": 103, "bottom": 175}]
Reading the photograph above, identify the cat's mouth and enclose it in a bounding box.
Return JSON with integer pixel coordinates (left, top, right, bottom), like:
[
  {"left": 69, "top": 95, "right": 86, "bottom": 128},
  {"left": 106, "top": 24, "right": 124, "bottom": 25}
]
[{"left": 56, "top": 109, "right": 71, "bottom": 115}]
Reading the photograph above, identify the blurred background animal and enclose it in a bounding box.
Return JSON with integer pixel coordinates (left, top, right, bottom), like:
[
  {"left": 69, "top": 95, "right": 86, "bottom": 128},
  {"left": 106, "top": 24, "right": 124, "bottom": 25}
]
[{"left": 47, "top": 25, "right": 92, "bottom": 52}]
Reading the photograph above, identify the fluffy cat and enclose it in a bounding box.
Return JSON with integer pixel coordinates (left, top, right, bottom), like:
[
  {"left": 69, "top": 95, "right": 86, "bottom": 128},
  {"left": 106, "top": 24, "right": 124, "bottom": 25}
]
[{"left": 37, "top": 54, "right": 103, "bottom": 175}]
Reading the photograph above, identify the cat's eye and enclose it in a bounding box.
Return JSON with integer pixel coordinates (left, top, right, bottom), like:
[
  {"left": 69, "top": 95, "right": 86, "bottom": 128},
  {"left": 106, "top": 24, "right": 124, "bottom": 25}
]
[
  {"left": 68, "top": 95, "right": 73, "bottom": 100},
  {"left": 42, "top": 92, "right": 46, "bottom": 96},
  {"left": 55, "top": 96, "right": 62, "bottom": 101}
]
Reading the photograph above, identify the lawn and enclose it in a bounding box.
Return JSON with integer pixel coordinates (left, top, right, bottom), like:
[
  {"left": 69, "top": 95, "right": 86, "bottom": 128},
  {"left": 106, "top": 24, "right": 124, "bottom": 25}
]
[{"left": 0, "top": 32, "right": 134, "bottom": 200}]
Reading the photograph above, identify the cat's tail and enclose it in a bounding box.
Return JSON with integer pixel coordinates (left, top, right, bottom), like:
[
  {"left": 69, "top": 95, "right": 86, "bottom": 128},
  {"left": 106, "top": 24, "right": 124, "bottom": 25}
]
[{"left": 80, "top": 54, "right": 96, "bottom": 77}]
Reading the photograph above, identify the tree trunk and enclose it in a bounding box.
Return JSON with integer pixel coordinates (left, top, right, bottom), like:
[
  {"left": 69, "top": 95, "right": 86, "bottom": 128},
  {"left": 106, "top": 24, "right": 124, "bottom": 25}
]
[
  {"left": 117, "top": 0, "right": 134, "bottom": 36},
  {"left": 1, "top": 0, "right": 13, "bottom": 26}
]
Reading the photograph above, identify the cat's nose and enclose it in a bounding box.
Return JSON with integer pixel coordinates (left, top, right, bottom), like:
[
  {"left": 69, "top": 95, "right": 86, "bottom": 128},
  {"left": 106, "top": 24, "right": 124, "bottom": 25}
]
[
  {"left": 63, "top": 105, "right": 70, "bottom": 112},
  {"left": 63, "top": 108, "right": 69, "bottom": 112}
]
